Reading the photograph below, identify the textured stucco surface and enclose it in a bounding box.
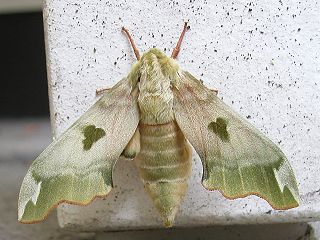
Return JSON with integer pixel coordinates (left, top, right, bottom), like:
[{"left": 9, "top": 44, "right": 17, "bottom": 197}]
[{"left": 43, "top": 0, "right": 320, "bottom": 230}]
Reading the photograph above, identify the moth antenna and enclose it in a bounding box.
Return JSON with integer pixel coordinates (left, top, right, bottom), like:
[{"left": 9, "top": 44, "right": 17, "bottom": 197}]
[
  {"left": 171, "top": 21, "right": 189, "bottom": 59},
  {"left": 122, "top": 27, "right": 141, "bottom": 60}
]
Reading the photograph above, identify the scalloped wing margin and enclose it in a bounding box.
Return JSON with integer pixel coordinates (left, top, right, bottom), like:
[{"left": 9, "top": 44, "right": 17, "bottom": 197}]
[{"left": 172, "top": 71, "right": 299, "bottom": 209}]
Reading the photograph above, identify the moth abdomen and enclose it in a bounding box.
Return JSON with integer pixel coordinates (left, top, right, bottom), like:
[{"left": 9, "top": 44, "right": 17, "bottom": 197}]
[
  {"left": 135, "top": 121, "right": 192, "bottom": 226},
  {"left": 145, "top": 181, "right": 188, "bottom": 227},
  {"left": 136, "top": 121, "right": 191, "bottom": 183}
]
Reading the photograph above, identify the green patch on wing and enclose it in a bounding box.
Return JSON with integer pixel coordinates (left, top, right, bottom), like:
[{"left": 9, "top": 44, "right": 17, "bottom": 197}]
[
  {"left": 82, "top": 125, "right": 106, "bottom": 151},
  {"left": 202, "top": 157, "right": 299, "bottom": 209},
  {"left": 19, "top": 169, "right": 113, "bottom": 223},
  {"left": 208, "top": 117, "right": 230, "bottom": 142}
]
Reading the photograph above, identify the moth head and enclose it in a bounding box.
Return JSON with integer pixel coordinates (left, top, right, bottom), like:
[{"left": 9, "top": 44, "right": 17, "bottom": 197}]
[
  {"left": 143, "top": 48, "right": 179, "bottom": 79},
  {"left": 128, "top": 48, "right": 180, "bottom": 86},
  {"left": 123, "top": 23, "right": 189, "bottom": 87}
]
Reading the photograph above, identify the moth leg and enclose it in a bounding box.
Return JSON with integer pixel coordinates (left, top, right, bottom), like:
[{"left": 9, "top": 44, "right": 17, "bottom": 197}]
[
  {"left": 96, "top": 87, "right": 110, "bottom": 95},
  {"left": 171, "top": 21, "right": 189, "bottom": 59},
  {"left": 122, "top": 27, "right": 141, "bottom": 60},
  {"left": 211, "top": 89, "right": 219, "bottom": 95}
]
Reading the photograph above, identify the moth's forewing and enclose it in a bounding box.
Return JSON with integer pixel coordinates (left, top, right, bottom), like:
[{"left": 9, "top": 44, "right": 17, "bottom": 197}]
[
  {"left": 172, "top": 71, "right": 299, "bottom": 209},
  {"left": 18, "top": 78, "right": 140, "bottom": 223}
]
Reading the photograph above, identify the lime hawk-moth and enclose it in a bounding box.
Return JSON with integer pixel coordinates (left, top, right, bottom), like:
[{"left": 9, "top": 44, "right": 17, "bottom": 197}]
[{"left": 18, "top": 23, "right": 299, "bottom": 227}]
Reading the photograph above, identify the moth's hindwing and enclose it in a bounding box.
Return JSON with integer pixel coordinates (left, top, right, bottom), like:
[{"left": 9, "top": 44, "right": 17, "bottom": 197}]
[{"left": 121, "top": 128, "right": 140, "bottom": 159}]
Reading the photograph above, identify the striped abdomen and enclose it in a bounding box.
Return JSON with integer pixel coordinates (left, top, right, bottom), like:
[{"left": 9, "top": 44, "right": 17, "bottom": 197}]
[{"left": 135, "top": 121, "right": 192, "bottom": 227}]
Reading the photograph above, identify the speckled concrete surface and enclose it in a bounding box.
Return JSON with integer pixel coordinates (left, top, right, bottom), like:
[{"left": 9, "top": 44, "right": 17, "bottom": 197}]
[{"left": 43, "top": 0, "right": 320, "bottom": 231}]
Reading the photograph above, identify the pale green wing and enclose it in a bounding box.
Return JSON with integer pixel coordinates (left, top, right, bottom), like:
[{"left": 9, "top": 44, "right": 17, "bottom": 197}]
[
  {"left": 173, "top": 71, "right": 299, "bottom": 209},
  {"left": 18, "top": 78, "right": 140, "bottom": 223}
]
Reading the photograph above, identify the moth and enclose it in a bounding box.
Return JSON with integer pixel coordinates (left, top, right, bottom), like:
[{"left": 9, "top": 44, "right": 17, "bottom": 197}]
[{"left": 18, "top": 22, "right": 300, "bottom": 227}]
